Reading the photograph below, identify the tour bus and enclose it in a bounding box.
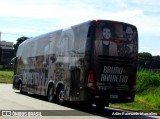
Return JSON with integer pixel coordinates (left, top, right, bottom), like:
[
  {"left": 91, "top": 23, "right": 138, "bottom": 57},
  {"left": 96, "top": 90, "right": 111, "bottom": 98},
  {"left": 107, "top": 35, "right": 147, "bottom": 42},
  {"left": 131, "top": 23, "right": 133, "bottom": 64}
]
[{"left": 13, "top": 20, "right": 138, "bottom": 108}]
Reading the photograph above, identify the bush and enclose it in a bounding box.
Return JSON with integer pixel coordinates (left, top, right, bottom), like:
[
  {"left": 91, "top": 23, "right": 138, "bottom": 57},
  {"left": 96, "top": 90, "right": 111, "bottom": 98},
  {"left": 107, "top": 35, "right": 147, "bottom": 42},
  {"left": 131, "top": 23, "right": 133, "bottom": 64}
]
[
  {"left": 0, "top": 71, "right": 13, "bottom": 83},
  {"left": 136, "top": 70, "right": 160, "bottom": 93}
]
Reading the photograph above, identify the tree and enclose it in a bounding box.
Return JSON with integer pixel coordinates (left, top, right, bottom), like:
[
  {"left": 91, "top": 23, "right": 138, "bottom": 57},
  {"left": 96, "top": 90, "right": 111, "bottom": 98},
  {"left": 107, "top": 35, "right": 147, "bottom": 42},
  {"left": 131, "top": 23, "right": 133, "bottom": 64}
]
[
  {"left": 138, "top": 52, "right": 152, "bottom": 69},
  {"left": 151, "top": 56, "right": 160, "bottom": 69},
  {"left": 14, "top": 36, "right": 29, "bottom": 56}
]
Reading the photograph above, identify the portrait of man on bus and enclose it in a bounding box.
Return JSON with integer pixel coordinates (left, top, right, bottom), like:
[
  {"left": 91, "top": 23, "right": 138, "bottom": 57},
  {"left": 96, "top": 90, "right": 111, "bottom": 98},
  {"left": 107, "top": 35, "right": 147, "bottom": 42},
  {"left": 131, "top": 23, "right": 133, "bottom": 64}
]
[
  {"left": 94, "top": 25, "right": 118, "bottom": 56},
  {"left": 115, "top": 24, "right": 135, "bottom": 57}
]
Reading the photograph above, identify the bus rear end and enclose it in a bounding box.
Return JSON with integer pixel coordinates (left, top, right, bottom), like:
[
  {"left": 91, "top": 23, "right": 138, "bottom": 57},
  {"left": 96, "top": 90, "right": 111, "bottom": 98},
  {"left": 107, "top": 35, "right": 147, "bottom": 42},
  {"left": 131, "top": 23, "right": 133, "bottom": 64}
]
[{"left": 88, "top": 20, "right": 138, "bottom": 107}]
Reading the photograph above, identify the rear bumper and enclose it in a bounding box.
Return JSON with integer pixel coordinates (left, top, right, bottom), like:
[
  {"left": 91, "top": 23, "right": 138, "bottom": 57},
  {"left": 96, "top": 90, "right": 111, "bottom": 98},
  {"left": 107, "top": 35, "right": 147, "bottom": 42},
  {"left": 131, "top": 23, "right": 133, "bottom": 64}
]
[{"left": 87, "top": 88, "right": 135, "bottom": 103}]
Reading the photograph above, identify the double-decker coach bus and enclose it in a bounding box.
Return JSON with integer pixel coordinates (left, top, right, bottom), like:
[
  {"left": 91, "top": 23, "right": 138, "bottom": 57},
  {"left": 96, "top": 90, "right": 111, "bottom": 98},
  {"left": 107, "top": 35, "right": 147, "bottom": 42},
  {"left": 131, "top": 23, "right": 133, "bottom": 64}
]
[{"left": 13, "top": 20, "right": 138, "bottom": 108}]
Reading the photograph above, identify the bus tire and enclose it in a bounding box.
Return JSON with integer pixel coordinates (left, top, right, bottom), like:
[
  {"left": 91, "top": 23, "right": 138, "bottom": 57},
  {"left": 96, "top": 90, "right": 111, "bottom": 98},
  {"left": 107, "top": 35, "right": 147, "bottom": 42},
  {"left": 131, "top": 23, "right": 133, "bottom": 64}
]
[
  {"left": 19, "top": 82, "right": 23, "bottom": 94},
  {"left": 47, "top": 85, "right": 55, "bottom": 102},
  {"left": 56, "top": 86, "right": 65, "bottom": 105},
  {"left": 95, "top": 101, "right": 108, "bottom": 110},
  {"left": 18, "top": 81, "right": 23, "bottom": 94},
  {"left": 19, "top": 81, "right": 27, "bottom": 94},
  {"left": 81, "top": 101, "right": 93, "bottom": 108}
]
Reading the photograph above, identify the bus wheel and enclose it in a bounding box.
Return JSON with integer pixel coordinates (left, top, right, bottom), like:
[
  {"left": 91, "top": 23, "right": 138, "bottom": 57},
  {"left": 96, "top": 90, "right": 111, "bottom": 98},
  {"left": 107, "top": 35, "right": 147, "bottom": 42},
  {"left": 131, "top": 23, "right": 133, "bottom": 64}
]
[
  {"left": 95, "top": 101, "right": 108, "bottom": 110},
  {"left": 19, "top": 82, "right": 23, "bottom": 94},
  {"left": 81, "top": 101, "right": 93, "bottom": 108},
  {"left": 47, "top": 85, "right": 55, "bottom": 102},
  {"left": 57, "top": 86, "right": 65, "bottom": 105}
]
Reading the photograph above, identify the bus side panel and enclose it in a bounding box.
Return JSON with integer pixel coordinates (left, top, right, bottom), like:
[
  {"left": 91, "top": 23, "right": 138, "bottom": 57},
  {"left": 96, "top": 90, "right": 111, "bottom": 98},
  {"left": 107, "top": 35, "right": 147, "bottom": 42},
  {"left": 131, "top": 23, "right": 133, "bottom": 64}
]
[
  {"left": 13, "top": 21, "right": 93, "bottom": 101},
  {"left": 54, "top": 21, "right": 91, "bottom": 101}
]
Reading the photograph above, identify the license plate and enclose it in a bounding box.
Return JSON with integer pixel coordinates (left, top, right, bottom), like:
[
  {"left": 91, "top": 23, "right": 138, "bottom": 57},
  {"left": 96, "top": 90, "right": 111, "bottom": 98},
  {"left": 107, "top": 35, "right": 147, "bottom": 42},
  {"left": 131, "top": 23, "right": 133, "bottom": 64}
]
[{"left": 110, "top": 95, "right": 118, "bottom": 99}]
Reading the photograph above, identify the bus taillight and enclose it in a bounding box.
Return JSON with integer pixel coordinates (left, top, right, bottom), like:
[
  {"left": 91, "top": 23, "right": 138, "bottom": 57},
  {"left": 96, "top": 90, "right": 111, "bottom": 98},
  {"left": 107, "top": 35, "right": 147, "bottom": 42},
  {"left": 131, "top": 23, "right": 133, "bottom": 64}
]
[
  {"left": 88, "top": 70, "right": 94, "bottom": 83},
  {"left": 87, "top": 70, "right": 96, "bottom": 90}
]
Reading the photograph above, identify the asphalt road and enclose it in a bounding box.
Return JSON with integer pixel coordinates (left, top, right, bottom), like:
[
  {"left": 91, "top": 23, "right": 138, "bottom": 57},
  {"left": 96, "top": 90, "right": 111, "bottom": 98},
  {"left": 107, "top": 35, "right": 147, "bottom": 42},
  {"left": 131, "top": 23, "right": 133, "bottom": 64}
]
[{"left": 0, "top": 84, "right": 159, "bottom": 119}]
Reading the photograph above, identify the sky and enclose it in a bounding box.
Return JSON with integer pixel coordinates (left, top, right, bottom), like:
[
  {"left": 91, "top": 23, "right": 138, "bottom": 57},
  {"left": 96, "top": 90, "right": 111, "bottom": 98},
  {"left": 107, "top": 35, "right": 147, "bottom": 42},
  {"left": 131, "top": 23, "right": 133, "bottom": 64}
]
[{"left": 0, "top": 0, "right": 160, "bottom": 55}]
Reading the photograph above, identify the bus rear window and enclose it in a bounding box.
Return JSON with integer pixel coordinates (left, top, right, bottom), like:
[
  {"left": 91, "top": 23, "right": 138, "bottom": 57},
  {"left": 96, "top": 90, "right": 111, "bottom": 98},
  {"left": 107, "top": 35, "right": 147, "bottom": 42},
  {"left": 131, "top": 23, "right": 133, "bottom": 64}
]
[
  {"left": 96, "top": 21, "right": 137, "bottom": 44},
  {"left": 95, "top": 20, "right": 138, "bottom": 57}
]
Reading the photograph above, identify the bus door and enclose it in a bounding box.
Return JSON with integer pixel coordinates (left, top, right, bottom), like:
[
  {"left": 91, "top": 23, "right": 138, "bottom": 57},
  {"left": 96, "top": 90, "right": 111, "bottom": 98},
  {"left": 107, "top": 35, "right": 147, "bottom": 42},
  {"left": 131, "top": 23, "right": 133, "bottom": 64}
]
[{"left": 94, "top": 20, "right": 138, "bottom": 93}]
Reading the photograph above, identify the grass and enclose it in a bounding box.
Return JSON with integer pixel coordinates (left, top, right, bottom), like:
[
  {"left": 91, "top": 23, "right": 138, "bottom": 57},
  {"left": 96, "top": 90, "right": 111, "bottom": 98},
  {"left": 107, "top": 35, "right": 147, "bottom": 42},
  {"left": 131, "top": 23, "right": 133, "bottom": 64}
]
[
  {"left": 136, "top": 70, "right": 160, "bottom": 110},
  {"left": 111, "top": 87, "right": 160, "bottom": 110},
  {"left": 136, "top": 87, "right": 160, "bottom": 109},
  {"left": 136, "top": 70, "right": 160, "bottom": 93},
  {"left": 0, "top": 70, "right": 13, "bottom": 83},
  {"left": 111, "top": 70, "right": 160, "bottom": 114}
]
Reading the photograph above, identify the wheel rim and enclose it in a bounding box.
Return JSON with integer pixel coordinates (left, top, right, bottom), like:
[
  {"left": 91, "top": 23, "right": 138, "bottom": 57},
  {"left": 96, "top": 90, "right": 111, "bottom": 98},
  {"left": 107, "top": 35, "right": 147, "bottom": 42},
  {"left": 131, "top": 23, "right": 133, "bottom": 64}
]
[
  {"left": 48, "top": 87, "right": 54, "bottom": 101},
  {"left": 59, "top": 89, "right": 64, "bottom": 102},
  {"left": 19, "top": 83, "right": 22, "bottom": 91}
]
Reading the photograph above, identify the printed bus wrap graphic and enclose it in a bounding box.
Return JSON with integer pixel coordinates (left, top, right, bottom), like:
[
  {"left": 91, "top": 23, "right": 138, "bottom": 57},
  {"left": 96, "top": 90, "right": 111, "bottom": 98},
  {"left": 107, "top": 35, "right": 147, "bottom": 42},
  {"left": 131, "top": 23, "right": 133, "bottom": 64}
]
[
  {"left": 97, "top": 66, "right": 130, "bottom": 91},
  {"left": 101, "top": 66, "right": 128, "bottom": 83}
]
